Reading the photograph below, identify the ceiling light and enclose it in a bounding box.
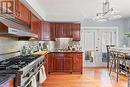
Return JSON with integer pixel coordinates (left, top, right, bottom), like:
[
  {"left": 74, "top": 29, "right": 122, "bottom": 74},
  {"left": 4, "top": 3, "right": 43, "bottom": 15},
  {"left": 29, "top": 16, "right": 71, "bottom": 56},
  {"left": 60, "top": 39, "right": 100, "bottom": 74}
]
[{"left": 95, "top": 0, "right": 121, "bottom": 22}]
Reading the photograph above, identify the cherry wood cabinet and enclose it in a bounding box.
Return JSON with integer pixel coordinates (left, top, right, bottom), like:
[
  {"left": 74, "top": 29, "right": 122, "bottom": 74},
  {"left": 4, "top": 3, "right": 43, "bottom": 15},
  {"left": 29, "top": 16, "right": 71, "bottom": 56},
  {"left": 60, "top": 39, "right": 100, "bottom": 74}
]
[
  {"left": 48, "top": 53, "right": 55, "bottom": 73},
  {"left": 47, "top": 52, "right": 82, "bottom": 74},
  {"left": 72, "top": 23, "right": 80, "bottom": 41},
  {"left": 30, "top": 13, "right": 39, "bottom": 34},
  {"left": 53, "top": 53, "right": 64, "bottom": 72},
  {"left": 55, "top": 23, "right": 63, "bottom": 37},
  {"left": 55, "top": 23, "right": 72, "bottom": 38},
  {"left": 17, "top": 2, "right": 31, "bottom": 26},
  {"left": 50, "top": 23, "right": 80, "bottom": 40},
  {"left": 73, "top": 53, "right": 82, "bottom": 73},
  {"left": 63, "top": 54, "right": 73, "bottom": 73},
  {"left": 0, "top": 0, "right": 31, "bottom": 26},
  {"left": 44, "top": 54, "right": 49, "bottom": 76},
  {"left": 50, "top": 23, "right": 56, "bottom": 40},
  {"left": 40, "top": 22, "right": 55, "bottom": 41}
]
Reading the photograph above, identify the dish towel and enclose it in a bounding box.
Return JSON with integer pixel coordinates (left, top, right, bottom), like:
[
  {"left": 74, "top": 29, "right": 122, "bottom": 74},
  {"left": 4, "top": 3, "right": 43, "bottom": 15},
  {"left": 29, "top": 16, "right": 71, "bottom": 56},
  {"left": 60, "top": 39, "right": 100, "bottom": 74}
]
[
  {"left": 39, "top": 65, "right": 47, "bottom": 84},
  {"left": 31, "top": 75, "right": 37, "bottom": 87}
]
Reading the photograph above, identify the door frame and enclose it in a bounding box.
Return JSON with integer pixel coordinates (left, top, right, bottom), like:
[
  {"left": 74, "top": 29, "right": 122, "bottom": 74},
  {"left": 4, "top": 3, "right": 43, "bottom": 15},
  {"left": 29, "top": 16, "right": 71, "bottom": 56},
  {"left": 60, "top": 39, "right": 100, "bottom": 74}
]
[{"left": 81, "top": 26, "right": 119, "bottom": 67}]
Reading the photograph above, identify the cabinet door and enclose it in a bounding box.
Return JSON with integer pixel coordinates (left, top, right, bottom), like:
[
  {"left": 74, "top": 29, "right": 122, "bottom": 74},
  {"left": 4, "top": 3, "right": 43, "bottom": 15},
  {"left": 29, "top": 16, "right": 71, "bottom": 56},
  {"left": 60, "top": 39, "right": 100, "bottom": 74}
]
[
  {"left": 41, "top": 21, "right": 51, "bottom": 40},
  {"left": 48, "top": 53, "right": 54, "bottom": 73},
  {"left": 18, "top": 2, "right": 30, "bottom": 25},
  {"left": 50, "top": 23, "right": 56, "bottom": 41},
  {"left": 55, "top": 23, "right": 63, "bottom": 37},
  {"left": 66, "top": 24, "right": 72, "bottom": 37},
  {"left": 44, "top": 54, "right": 48, "bottom": 76},
  {"left": 31, "top": 14, "right": 39, "bottom": 34},
  {"left": 72, "top": 24, "right": 80, "bottom": 41},
  {"left": 53, "top": 53, "right": 64, "bottom": 72},
  {"left": 63, "top": 54, "right": 73, "bottom": 73},
  {"left": 73, "top": 53, "right": 82, "bottom": 73}
]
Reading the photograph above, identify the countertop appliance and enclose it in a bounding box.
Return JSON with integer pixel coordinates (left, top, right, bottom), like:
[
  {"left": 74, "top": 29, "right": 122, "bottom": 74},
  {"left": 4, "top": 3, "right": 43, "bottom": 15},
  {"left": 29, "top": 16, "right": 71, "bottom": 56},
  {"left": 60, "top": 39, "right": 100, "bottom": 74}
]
[{"left": 0, "top": 55, "right": 43, "bottom": 87}]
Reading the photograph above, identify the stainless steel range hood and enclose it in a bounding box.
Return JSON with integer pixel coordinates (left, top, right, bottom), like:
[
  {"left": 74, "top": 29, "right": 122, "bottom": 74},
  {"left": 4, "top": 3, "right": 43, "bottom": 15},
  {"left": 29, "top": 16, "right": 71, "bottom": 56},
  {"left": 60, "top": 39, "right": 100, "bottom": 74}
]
[{"left": 0, "top": 17, "right": 38, "bottom": 40}]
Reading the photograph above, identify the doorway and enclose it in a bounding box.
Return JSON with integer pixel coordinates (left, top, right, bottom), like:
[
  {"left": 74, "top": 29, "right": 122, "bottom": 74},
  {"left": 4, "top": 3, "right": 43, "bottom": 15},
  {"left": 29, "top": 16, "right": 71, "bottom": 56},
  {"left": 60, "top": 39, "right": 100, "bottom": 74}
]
[{"left": 81, "top": 27, "right": 118, "bottom": 67}]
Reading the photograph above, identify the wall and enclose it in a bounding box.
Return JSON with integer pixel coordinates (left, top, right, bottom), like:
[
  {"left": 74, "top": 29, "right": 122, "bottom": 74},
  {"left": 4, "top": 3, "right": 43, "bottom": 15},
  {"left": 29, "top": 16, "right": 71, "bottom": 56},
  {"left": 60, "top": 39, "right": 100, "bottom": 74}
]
[
  {"left": 81, "top": 17, "right": 130, "bottom": 46},
  {"left": 81, "top": 17, "right": 130, "bottom": 67},
  {"left": 0, "top": 37, "right": 20, "bottom": 61}
]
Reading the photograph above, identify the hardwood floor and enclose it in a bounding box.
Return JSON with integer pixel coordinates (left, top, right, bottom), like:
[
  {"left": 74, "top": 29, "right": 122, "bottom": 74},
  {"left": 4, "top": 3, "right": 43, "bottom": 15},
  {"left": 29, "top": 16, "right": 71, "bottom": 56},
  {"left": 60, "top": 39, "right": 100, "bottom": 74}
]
[{"left": 42, "top": 68, "right": 128, "bottom": 87}]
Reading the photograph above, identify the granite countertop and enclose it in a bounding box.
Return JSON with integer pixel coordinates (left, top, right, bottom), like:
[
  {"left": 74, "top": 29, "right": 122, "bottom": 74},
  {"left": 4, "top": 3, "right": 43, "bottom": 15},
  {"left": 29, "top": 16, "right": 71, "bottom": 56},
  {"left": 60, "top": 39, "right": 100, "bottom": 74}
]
[
  {"left": 33, "top": 51, "right": 83, "bottom": 55},
  {"left": 0, "top": 74, "right": 15, "bottom": 86},
  {"left": 32, "top": 51, "right": 48, "bottom": 55},
  {"left": 49, "top": 51, "right": 83, "bottom": 53}
]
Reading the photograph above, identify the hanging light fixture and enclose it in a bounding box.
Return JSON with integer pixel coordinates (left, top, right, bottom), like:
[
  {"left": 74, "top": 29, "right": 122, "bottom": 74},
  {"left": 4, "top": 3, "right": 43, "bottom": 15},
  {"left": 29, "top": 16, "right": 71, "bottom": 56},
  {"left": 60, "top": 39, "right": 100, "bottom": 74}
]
[{"left": 95, "top": 0, "right": 121, "bottom": 22}]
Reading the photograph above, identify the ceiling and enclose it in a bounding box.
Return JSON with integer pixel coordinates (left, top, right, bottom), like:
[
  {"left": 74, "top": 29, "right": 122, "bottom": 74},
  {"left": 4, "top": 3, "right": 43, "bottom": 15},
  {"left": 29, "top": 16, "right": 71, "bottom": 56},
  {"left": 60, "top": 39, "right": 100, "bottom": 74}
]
[{"left": 27, "top": 0, "right": 130, "bottom": 22}]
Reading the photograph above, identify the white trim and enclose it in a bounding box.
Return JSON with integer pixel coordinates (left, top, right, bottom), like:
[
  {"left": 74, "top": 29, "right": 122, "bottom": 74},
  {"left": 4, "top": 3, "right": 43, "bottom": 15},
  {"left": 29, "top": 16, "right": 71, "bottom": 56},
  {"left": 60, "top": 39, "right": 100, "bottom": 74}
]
[
  {"left": 81, "top": 26, "right": 119, "bottom": 67},
  {"left": 81, "top": 26, "right": 119, "bottom": 46}
]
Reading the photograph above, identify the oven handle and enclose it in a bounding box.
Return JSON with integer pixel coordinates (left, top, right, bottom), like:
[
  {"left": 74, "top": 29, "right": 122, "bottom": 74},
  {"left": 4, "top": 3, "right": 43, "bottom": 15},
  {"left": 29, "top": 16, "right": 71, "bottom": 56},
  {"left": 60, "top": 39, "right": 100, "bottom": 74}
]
[
  {"left": 24, "top": 80, "right": 32, "bottom": 87},
  {"left": 22, "top": 65, "right": 42, "bottom": 87}
]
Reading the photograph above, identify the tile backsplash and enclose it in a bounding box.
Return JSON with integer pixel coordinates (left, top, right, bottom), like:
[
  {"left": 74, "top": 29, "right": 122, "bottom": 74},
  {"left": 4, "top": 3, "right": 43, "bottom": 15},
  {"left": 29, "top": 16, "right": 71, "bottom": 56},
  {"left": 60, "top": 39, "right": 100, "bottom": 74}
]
[
  {"left": 0, "top": 37, "right": 81, "bottom": 61},
  {"left": 0, "top": 37, "right": 20, "bottom": 61}
]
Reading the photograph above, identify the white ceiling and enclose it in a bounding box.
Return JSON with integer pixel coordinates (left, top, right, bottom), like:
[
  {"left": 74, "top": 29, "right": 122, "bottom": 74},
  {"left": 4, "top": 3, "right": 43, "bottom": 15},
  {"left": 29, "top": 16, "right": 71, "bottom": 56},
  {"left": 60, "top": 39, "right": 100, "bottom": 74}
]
[{"left": 28, "top": 0, "right": 130, "bottom": 22}]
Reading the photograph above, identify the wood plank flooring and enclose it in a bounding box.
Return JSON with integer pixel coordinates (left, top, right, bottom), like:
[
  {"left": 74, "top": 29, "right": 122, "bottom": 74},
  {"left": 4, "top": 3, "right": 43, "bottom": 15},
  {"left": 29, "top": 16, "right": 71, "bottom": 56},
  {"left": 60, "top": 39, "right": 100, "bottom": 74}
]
[{"left": 42, "top": 68, "right": 128, "bottom": 87}]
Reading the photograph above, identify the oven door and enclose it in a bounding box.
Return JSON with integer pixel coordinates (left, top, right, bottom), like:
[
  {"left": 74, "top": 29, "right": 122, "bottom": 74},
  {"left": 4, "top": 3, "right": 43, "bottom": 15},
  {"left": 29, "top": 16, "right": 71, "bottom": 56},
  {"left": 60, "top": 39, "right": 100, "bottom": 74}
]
[{"left": 22, "top": 69, "right": 40, "bottom": 87}]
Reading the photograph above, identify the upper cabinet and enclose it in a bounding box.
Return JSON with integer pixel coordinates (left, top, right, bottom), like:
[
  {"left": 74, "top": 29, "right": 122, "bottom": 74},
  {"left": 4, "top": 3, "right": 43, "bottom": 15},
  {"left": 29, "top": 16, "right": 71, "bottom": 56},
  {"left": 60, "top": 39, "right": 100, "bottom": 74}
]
[
  {"left": 16, "top": 2, "right": 31, "bottom": 26},
  {"left": 55, "top": 23, "right": 72, "bottom": 38},
  {"left": 30, "top": 13, "right": 40, "bottom": 34},
  {"left": 0, "top": 0, "right": 31, "bottom": 26},
  {"left": 39, "top": 22, "right": 55, "bottom": 41},
  {"left": 72, "top": 23, "right": 80, "bottom": 41},
  {"left": 50, "top": 23, "right": 80, "bottom": 41}
]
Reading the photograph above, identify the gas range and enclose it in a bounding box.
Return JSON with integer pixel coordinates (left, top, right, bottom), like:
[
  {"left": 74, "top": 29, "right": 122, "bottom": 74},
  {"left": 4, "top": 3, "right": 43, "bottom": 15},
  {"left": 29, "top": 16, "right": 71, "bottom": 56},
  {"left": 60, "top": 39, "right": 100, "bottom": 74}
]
[
  {"left": 0, "top": 55, "right": 39, "bottom": 70},
  {"left": 0, "top": 55, "right": 44, "bottom": 87}
]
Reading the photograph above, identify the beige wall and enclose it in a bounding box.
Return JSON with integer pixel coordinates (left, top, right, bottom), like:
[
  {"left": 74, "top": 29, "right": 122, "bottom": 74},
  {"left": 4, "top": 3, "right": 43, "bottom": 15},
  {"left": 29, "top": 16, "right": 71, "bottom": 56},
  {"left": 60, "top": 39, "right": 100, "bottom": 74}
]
[{"left": 0, "top": 37, "right": 20, "bottom": 61}]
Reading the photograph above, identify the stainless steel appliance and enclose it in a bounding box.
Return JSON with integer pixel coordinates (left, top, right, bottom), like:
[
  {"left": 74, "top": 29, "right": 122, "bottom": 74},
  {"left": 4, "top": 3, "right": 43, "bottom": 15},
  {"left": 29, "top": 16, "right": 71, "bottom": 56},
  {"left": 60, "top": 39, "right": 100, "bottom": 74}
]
[
  {"left": 0, "top": 55, "right": 44, "bottom": 87},
  {"left": 0, "top": 17, "right": 38, "bottom": 39}
]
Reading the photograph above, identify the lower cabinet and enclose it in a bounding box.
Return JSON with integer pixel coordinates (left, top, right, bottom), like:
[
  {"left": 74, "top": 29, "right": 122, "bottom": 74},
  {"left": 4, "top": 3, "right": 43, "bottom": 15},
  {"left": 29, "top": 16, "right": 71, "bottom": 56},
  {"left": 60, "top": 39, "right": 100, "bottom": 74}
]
[
  {"left": 44, "top": 54, "right": 49, "bottom": 76},
  {"left": 47, "top": 52, "right": 82, "bottom": 74},
  {"left": 63, "top": 55, "right": 73, "bottom": 73},
  {"left": 46, "top": 53, "right": 54, "bottom": 74},
  {"left": 73, "top": 54, "right": 83, "bottom": 74}
]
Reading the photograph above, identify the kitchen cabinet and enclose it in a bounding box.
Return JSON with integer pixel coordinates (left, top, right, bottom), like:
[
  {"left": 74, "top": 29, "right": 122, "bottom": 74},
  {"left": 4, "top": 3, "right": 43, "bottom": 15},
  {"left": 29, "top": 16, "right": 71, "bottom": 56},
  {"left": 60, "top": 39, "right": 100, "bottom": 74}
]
[
  {"left": 72, "top": 23, "right": 80, "bottom": 41},
  {"left": 17, "top": 2, "right": 31, "bottom": 26},
  {"left": 55, "top": 23, "right": 72, "bottom": 38},
  {"left": 73, "top": 53, "right": 82, "bottom": 73},
  {"left": 30, "top": 13, "right": 39, "bottom": 34},
  {"left": 47, "top": 52, "right": 82, "bottom": 74},
  {"left": 55, "top": 23, "right": 63, "bottom": 37},
  {"left": 50, "top": 23, "right": 56, "bottom": 40},
  {"left": 53, "top": 53, "right": 64, "bottom": 72},
  {"left": 48, "top": 53, "right": 54, "bottom": 73},
  {"left": 44, "top": 54, "right": 49, "bottom": 76},
  {"left": 40, "top": 22, "right": 55, "bottom": 41},
  {"left": 50, "top": 23, "right": 80, "bottom": 40},
  {"left": 63, "top": 54, "right": 73, "bottom": 73},
  {"left": 0, "top": 0, "right": 31, "bottom": 26}
]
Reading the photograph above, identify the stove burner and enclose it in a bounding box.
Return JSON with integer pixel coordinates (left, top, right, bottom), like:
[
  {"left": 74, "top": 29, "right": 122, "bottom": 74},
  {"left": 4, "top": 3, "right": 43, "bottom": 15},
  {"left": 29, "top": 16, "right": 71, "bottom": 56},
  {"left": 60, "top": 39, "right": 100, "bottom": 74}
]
[{"left": 0, "top": 55, "right": 40, "bottom": 70}]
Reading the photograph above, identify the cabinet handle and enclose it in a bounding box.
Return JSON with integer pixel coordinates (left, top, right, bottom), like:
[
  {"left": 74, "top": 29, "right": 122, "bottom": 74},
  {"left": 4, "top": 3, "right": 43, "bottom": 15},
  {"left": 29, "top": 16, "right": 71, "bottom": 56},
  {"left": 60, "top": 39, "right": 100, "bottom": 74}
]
[{"left": 16, "top": 11, "right": 20, "bottom": 17}]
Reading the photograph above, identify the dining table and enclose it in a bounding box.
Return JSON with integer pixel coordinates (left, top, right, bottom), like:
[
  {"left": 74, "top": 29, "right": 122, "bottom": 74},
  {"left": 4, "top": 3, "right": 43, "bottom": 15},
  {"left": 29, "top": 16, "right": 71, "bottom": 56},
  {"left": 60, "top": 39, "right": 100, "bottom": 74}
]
[{"left": 109, "top": 47, "right": 130, "bottom": 87}]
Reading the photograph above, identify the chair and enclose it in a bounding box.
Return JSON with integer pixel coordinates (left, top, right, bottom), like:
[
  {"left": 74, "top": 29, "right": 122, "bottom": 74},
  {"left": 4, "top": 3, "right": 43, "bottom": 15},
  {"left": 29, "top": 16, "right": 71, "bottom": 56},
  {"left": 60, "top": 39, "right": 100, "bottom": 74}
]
[
  {"left": 110, "top": 51, "right": 128, "bottom": 82},
  {"left": 106, "top": 45, "right": 115, "bottom": 68},
  {"left": 109, "top": 50, "right": 117, "bottom": 76}
]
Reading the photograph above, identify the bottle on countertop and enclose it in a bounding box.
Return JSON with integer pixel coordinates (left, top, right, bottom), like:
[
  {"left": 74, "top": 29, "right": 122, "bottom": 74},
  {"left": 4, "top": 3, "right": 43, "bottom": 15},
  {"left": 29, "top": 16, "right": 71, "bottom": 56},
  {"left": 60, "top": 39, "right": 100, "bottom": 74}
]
[{"left": 21, "top": 46, "right": 27, "bottom": 56}]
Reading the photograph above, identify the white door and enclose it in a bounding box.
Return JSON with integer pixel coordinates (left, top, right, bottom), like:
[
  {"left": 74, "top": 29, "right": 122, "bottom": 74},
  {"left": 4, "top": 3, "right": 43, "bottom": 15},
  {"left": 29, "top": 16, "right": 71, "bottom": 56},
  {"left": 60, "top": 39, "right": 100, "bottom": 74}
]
[{"left": 81, "top": 27, "right": 118, "bottom": 67}]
